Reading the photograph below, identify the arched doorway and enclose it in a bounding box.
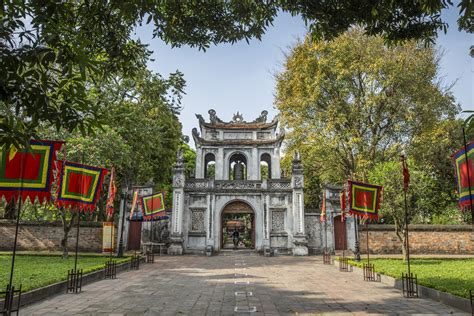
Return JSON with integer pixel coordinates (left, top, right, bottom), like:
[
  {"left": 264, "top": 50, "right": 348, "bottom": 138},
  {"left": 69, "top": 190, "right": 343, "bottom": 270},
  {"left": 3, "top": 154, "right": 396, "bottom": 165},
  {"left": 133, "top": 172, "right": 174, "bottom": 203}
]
[{"left": 221, "top": 201, "right": 255, "bottom": 249}]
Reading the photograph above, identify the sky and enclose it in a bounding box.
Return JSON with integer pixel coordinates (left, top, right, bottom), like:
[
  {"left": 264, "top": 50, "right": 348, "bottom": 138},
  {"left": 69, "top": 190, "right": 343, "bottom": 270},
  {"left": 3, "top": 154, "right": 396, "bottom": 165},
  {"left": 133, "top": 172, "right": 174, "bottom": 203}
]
[{"left": 135, "top": 8, "right": 473, "bottom": 146}]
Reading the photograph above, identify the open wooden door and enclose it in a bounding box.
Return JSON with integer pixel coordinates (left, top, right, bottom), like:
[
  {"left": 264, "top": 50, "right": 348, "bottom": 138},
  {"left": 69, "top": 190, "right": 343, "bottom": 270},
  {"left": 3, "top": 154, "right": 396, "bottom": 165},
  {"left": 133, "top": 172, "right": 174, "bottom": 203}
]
[
  {"left": 333, "top": 216, "right": 347, "bottom": 250},
  {"left": 127, "top": 221, "right": 142, "bottom": 251}
]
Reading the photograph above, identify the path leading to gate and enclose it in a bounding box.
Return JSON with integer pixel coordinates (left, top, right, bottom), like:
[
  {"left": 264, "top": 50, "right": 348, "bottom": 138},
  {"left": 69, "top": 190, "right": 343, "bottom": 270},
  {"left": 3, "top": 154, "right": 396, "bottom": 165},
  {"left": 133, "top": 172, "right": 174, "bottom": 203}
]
[{"left": 22, "top": 253, "right": 467, "bottom": 315}]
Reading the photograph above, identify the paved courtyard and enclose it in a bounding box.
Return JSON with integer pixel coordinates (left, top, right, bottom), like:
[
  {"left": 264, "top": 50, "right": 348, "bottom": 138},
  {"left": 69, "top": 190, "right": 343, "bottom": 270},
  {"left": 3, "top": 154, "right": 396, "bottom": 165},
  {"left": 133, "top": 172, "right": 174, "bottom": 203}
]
[{"left": 22, "top": 253, "right": 467, "bottom": 315}]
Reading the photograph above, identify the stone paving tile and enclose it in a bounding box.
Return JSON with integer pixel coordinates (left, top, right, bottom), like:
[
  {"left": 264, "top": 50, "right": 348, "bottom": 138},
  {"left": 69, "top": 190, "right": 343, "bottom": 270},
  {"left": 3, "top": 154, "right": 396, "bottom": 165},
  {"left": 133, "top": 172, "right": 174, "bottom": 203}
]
[{"left": 21, "top": 254, "right": 468, "bottom": 315}]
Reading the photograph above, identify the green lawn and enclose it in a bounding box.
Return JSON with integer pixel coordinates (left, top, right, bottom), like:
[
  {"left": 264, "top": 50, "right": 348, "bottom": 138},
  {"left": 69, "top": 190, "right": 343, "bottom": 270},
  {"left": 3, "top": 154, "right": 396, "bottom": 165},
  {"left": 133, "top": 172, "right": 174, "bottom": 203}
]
[
  {"left": 347, "top": 258, "right": 474, "bottom": 299},
  {"left": 0, "top": 254, "right": 130, "bottom": 293}
]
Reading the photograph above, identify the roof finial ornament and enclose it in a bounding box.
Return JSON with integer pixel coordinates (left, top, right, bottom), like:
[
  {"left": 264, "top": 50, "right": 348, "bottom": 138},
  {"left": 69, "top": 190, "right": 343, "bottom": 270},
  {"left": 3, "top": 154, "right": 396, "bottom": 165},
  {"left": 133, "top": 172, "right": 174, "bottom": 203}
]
[
  {"left": 175, "top": 148, "right": 184, "bottom": 168},
  {"left": 253, "top": 110, "right": 268, "bottom": 123},
  {"left": 208, "top": 109, "right": 224, "bottom": 124},
  {"left": 292, "top": 150, "right": 302, "bottom": 170},
  {"left": 232, "top": 111, "right": 244, "bottom": 123}
]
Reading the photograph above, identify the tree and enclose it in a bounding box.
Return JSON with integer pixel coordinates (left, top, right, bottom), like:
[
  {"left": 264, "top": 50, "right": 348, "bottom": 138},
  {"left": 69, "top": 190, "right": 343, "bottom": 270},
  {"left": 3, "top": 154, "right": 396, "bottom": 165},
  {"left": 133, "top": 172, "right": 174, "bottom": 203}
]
[
  {"left": 275, "top": 29, "right": 458, "bottom": 184},
  {"left": 368, "top": 160, "right": 440, "bottom": 260},
  {"left": 2, "top": 1, "right": 472, "bottom": 148},
  {"left": 33, "top": 67, "right": 186, "bottom": 255}
]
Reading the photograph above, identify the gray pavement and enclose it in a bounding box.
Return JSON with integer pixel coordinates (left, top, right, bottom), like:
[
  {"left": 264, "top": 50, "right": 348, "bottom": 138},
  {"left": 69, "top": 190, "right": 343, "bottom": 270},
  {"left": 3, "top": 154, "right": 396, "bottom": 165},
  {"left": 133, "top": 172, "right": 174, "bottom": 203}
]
[{"left": 21, "top": 253, "right": 467, "bottom": 315}]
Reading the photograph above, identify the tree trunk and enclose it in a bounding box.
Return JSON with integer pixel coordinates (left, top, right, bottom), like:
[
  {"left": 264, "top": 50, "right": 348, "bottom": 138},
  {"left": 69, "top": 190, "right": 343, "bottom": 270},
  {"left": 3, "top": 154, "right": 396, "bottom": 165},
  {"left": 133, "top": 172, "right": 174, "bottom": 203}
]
[
  {"left": 4, "top": 199, "right": 16, "bottom": 219},
  {"left": 60, "top": 210, "right": 77, "bottom": 259},
  {"left": 394, "top": 221, "right": 408, "bottom": 262}
]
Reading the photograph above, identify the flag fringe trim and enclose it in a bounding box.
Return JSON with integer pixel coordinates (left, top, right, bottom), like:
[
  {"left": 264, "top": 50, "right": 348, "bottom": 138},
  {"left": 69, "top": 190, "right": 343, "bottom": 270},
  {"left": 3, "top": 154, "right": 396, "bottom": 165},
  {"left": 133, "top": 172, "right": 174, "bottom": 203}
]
[{"left": 348, "top": 209, "right": 379, "bottom": 220}]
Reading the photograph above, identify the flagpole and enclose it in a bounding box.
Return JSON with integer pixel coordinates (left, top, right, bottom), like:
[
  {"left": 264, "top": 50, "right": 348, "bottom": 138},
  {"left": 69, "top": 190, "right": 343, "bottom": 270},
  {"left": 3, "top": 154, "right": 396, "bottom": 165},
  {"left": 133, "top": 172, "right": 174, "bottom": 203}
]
[
  {"left": 117, "top": 183, "right": 128, "bottom": 258},
  {"left": 462, "top": 127, "right": 473, "bottom": 224},
  {"left": 110, "top": 220, "right": 113, "bottom": 261},
  {"left": 74, "top": 211, "right": 80, "bottom": 272},
  {"left": 324, "top": 218, "right": 327, "bottom": 252},
  {"left": 8, "top": 151, "right": 25, "bottom": 292},
  {"left": 366, "top": 220, "right": 369, "bottom": 265},
  {"left": 354, "top": 217, "right": 360, "bottom": 261},
  {"left": 401, "top": 154, "right": 411, "bottom": 275}
]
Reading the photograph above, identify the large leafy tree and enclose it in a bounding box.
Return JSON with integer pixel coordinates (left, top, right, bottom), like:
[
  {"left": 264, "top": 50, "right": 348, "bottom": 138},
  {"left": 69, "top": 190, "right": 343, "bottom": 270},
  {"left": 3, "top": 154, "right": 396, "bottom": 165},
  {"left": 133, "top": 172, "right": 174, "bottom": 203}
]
[
  {"left": 2, "top": 1, "right": 472, "bottom": 148},
  {"left": 31, "top": 68, "right": 187, "bottom": 256},
  {"left": 276, "top": 29, "right": 458, "bottom": 184}
]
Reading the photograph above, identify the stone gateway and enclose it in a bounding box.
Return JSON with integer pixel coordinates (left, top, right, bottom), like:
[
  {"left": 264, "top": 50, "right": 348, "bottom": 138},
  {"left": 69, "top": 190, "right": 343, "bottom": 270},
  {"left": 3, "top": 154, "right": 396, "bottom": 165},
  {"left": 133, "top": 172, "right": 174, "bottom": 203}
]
[{"left": 168, "top": 110, "right": 308, "bottom": 255}]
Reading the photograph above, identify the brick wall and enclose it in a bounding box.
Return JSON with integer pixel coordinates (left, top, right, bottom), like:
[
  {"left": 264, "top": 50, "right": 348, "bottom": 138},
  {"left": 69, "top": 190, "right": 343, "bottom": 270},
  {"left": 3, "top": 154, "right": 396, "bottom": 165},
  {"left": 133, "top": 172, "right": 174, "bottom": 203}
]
[
  {"left": 358, "top": 225, "right": 474, "bottom": 254},
  {"left": 0, "top": 220, "right": 111, "bottom": 252}
]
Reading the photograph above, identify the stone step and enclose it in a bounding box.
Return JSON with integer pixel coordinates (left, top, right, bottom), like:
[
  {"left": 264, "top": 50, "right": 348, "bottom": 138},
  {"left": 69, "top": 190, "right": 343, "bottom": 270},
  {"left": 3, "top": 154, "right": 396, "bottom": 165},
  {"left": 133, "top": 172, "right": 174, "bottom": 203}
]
[{"left": 218, "top": 249, "right": 258, "bottom": 256}]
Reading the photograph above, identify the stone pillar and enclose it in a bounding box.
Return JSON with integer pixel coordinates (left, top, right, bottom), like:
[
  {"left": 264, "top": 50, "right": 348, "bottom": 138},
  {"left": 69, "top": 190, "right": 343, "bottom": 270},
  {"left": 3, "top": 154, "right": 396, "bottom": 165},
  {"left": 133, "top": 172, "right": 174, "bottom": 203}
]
[
  {"left": 216, "top": 147, "right": 224, "bottom": 180},
  {"left": 195, "top": 147, "right": 203, "bottom": 178},
  {"left": 264, "top": 194, "right": 270, "bottom": 246},
  {"left": 273, "top": 146, "right": 281, "bottom": 179},
  {"left": 251, "top": 147, "right": 258, "bottom": 180},
  {"left": 169, "top": 150, "right": 185, "bottom": 255},
  {"left": 291, "top": 151, "right": 308, "bottom": 256}
]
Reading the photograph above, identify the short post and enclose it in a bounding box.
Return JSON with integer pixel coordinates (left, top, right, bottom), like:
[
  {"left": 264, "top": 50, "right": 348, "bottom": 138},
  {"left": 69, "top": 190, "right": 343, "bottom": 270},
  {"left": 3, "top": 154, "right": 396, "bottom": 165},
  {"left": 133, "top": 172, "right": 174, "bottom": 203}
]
[
  {"left": 104, "top": 260, "right": 117, "bottom": 279},
  {"left": 339, "top": 252, "right": 349, "bottom": 272},
  {"left": 363, "top": 221, "right": 376, "bottom": 281},
  {"left": 146, "top": 244, "right": 154, "bottom": 263},
  {"left": 130, "top": 252, "right": 140, "bottom": 270},
  {"left": 1, "top": 284, "right": 22, "bottom": 316},
  {"left": 469, "top": 289, "right": 473, "bottom": 315}
]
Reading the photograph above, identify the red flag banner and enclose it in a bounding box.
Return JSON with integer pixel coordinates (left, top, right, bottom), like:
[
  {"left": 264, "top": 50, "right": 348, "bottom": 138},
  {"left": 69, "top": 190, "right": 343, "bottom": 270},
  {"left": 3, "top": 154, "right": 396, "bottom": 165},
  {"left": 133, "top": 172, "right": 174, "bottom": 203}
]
[
  {"left": 451, "top": 140, "right": 474, "bottom": 210},
  {"left": 139, "top": 192, "right": 167, "bottom": 221},
  {"left": 320, "top": 190, "right": 326, "bottom": 222},
  {"left": 348, "top": 180, "right": 382, "bottom": 220},
  {"left": 105, "top": 167, "right": 117, "bottom": 220},
  {"left": 0, "top": 140, "right": 63, "bottom": 203},
  {"left": 401, "top": 156, "right": 410, "bottom": 192},
  {"left": 56, "top": 161, "right": 108, "bottom": 212},
  {"left": 129, "top": 190, "right": 139, "bottom": 220},
  {"left": 340, "top": 189, "right": 347, "bottom": 222}
]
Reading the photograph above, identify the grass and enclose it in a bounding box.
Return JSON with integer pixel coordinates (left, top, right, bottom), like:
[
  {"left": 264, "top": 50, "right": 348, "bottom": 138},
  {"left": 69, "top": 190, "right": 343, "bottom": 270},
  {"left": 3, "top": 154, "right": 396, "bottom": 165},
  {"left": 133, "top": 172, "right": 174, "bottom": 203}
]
[
  {"left": 346, "top": 258, "right": 474, "bottom": 299},
  {"left": 0, "top": 253, "right": 130, "bottom": 293}
]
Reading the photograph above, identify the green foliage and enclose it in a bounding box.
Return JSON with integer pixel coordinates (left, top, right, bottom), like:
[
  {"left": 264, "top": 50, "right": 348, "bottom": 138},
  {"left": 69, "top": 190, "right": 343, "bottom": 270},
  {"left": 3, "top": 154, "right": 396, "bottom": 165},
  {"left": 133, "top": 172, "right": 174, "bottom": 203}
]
[
  {"left": 2, "top": 1, "right": 471, "bottom": 147},
  {"left": 206, "top": 164, "right": 216, "bottom": 179},
  {"left": 463, "top": 110, "right": 474, "bottom": 133},
  {"left": 348, "top": 258, "right": 474, "bottom": 299},
  {"left": 368, "top": 160, "right": 439, "bottom": 225},
  {"left": 180, "top": 142, "right": 197, "bottom": 179},
  {"left": 0, "top": 254, "right": 130, "bottom": 294},
  {"left": 260, "top": 164, "right": 269, "bottom": 180},
  {"left": 276, "top": 29, "right": 458, "bottom": 183}
]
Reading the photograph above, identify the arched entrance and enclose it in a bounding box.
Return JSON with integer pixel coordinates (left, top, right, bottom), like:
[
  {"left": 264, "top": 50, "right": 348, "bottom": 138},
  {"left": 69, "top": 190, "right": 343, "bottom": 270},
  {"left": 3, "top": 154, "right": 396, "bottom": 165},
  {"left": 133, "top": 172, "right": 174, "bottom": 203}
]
[{"left": 221, "top": 201, "right": 255, "bottom": 249}]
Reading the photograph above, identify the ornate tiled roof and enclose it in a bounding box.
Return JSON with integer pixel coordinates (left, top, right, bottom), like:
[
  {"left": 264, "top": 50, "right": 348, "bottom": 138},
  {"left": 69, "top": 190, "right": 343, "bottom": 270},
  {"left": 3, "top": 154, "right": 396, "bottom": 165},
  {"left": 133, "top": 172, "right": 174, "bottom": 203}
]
[{"left": 195, "top": 109, "right": 278, "bottom": 130}]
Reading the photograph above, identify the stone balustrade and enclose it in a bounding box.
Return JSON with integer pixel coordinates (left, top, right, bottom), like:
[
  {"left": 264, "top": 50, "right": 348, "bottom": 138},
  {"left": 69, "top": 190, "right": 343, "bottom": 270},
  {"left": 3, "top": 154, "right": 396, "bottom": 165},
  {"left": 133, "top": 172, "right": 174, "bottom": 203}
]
[{"left": 184, "top": 179, "right": 292, "bottom": 192}]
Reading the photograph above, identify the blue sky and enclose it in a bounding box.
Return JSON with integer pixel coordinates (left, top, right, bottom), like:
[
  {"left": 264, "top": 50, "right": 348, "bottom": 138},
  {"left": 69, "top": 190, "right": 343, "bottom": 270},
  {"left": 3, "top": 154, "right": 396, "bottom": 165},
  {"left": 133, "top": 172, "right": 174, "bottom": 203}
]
[{"left": 136, "top": 8, "right": 472, "bottom": 144}]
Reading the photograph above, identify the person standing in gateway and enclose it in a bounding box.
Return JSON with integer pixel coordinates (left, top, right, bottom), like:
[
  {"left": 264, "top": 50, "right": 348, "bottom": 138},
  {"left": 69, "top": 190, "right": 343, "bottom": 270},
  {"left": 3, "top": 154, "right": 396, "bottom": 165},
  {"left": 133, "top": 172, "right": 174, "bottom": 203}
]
[{"left": 232, "top": 229, "right": 240, "bottom": 249}]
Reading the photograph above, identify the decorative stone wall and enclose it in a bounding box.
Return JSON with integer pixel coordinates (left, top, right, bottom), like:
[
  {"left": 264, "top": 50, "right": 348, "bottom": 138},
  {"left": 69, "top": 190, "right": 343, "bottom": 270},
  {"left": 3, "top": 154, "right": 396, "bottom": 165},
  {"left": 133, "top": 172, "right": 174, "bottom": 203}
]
[
  {"left": 358, "top": 225, "right": 474, "bottom": 254},
  {"left": 0, "top": 220, "right": 106, "bottom": 252}
]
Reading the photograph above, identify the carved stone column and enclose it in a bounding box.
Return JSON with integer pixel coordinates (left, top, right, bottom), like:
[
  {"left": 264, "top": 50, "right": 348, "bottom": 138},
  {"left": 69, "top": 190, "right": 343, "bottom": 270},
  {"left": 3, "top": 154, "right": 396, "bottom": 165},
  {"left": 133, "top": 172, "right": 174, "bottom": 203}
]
[
  {"left": 216, "top": 147, "right": 224, "bottom": 180},
  {"left": 291, "top": 151, "right": 308, "bottom": 256},
  {"left": 195, "top": 147, "right": 203, "bottom": 178},
  {"left": 169, "top": 150, "right": 185, "bottom": 255}
]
